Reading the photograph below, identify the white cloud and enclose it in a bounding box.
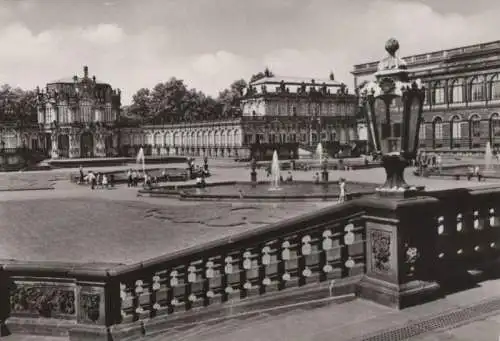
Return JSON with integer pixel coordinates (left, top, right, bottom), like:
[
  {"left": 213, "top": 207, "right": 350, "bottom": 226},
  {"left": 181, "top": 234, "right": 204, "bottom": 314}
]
[
  {"left": 81, "top": 24, "right": 124, "bottom": 45},
  {"left": 0, "top": 0, "right": 499, "bottom": 104}
]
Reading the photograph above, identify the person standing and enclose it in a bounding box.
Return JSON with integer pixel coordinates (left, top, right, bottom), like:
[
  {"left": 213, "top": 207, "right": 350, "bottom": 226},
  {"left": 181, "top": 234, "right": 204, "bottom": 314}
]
[
  {"left": 87, "top": 171, "right": 96, "bottom": 190},
  {"left": 102, "top": 174, "right": 108, "bottom": 189},
  {"left": 79, "top": 165, "right": 84, "bottom": 184},
  {"left": 127, "top": 169, "right": 132, "bottom": 187},
  {"left": 338, "top": 178, "right": 346, "bottom": 203}
]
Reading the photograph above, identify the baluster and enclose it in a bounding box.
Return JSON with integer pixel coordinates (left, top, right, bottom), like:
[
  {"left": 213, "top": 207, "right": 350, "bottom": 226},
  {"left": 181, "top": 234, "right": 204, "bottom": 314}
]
[
  {"left": 277, "top": 240, "right": 287, "bottom": 290},
  {"left": 184, "top": 265, "right": 196, "bottom": 310},
  {"left": 167, "top": 270, "right": 178, "bottom": 314},
  {"left": 133, "top": 279, "right": 144, "bottom": 320},
  {"left": 149, "top": 275, "right": 161, "bottom": 318},
  {"left": 341, "top": 224, "right": 355, "bottom": 277},
  {"left": 473, "top": 210, "right": 480, "bottom": 230},
  {"left": 203, "top": 260, "right": 213, "bottom": 307},
  {"left": 299, "top": 235, "right": 312, "bottom": 286},
  {"left": 222, "top": 255, "right": 232, "bottom": 302},
  {"left": 240, "top": 251, "right": 251, "bottom": 298},
  {"left": 280, "top": 241, "right": 292, "bottom": 286},
  {"left": 437, "top": 216, "right": 445, "bottom": 235},
  {"left": 456, "top": 213, "right": 463, "bottom": 232},
  {"left": 119, "top": 282, "right": 128, "bottom": 322},
  {"left": 320, "top": 230, "right": 332, "bottom": 282},
  {"left": 489, "top": 208, "right": 496, "bottom": 227},
  {"left": 259, "top": 245, "right": 270, "bottom": 295}
]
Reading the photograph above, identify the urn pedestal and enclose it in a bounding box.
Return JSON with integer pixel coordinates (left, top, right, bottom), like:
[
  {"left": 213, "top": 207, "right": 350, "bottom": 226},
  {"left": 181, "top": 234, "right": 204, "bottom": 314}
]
[
  {"left": 321, "top": 170, "right": 329, "bottom": 183},
  {"left": 356, "top": 194, "right": 442, "bottom": 309},
  {"left": 251, "top": 171, "right": 257, "bottom": 183}
]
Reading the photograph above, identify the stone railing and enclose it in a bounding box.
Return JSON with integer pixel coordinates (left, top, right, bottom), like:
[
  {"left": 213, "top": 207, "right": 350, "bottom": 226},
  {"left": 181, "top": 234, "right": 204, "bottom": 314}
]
[{"left": 3, "top": 187, "right": 500, "bottom": 340}]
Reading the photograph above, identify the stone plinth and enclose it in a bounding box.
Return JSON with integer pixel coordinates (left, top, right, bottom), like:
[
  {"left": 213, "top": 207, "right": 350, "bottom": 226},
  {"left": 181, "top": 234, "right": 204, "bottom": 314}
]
[{"left": 356, "top": 193, "right": 442, "bottom": 309}]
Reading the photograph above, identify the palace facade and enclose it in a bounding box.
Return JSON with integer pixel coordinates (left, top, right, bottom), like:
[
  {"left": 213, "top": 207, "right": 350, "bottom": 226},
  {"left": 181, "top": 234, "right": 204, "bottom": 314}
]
[
  {"left": 37, "top": 66, "right": 122, "bottom": 158},
  {"left": 129, "top": 74, "right": 359, "bottom": 160},
  {"left": 352, "top": 40, "right": 500, "bottom": 153},
  {"left": 0, "top": 69, "right": 359, "bottom": 161}
]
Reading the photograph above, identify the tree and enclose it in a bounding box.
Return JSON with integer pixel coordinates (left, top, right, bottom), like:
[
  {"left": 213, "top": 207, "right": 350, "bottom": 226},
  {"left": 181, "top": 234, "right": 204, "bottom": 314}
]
[
  {"left": 128, "top": 88, "right": 152, "bottom": 123},
  {"left": 149, "top": 78, "right": 189, "bottom": 123},
  {"left": 217, "top": 79, "right": 247, "bottom": 118},
  {"left": 0, "top": 85, "right": 37, "bottom": 126}
]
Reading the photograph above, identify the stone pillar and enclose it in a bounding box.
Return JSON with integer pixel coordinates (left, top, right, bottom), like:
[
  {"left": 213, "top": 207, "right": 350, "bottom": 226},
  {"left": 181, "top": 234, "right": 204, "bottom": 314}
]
[
  {"left": 50, "top": 132, "right": 59, "bottom": 159},
  {"left": 356, "top": 194, "right": 442, "bottom": 309},
  {"left": 68, "top": 271, "right": 124, "bottom": 341},
  {"left": 69, "top": 134, "right": 79, "bottom": 159}
]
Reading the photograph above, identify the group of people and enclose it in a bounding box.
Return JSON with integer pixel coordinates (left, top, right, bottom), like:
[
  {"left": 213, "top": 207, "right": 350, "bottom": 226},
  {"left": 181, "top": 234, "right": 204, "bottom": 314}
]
[
  {"left": 79, "top": 166, "right": 114, "bottom": 190},
  {"left": 415, "top": 152, "right": 443, "bottom": 176},
  {"left": 466, "top": 166, "right": 483, "bottom": 181}
]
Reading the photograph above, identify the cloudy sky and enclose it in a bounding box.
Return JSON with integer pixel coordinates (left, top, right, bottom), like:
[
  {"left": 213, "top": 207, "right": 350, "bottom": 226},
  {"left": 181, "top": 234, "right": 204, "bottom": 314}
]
[{"left": 0, "top": 0, "right": 499, "bottom": 103}]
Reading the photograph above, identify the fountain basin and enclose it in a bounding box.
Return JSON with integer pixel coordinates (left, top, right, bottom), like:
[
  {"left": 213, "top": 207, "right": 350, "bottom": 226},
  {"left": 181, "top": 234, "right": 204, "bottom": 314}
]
[
  {"left": 425, "top": 164, "right": 500, "bottom": 180},
  {"left": 139, "top": 181, "right": 378, "bottom": 202}
]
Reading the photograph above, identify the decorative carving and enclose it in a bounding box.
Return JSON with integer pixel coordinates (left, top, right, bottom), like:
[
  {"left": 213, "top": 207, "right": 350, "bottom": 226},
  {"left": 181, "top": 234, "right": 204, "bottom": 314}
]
[
  {"left": 10, "top": 285, "right": 75, "bottom": 317},
  {"left": 81, "top": 293, "right": 100, "bottom": 323},
  {"left": 370, "top": 230, "right": 391, "bottom": 273},
  {"left": 405, "top": 246, "right": 419, "bottom": 264},
  {"left": 377, "top": 38, "right": 407, "bottom": 71}
]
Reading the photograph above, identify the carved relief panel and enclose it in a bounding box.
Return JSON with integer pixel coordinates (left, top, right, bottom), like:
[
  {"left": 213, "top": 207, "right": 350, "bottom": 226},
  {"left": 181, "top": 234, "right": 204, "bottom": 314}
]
[{"left": 10, "top": 281, "right": 76, "bottom": 319}]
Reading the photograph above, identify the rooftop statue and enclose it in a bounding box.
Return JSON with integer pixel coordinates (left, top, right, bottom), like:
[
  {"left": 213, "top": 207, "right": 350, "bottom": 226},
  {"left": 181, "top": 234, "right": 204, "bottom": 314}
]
[{"left": 377, "top": 38, "right": 407, "bottom": 72}]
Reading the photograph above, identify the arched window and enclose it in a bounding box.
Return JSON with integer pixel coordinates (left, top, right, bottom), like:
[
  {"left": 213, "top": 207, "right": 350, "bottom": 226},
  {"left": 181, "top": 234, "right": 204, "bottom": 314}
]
[
  {"left": 470, "top": 77, "right": 484, "bottom": 101},
  {"left": 470, "top": 115, "right": 481, "bottom": 138},
  {"left": 449, "top": 79, "right": 463, "bottom": 103},
  {"left": 154, "top": 133, "right": 162, "bottom": 146},
  {"left": 2, "top": 129, "right": 17, "bottom": 149},
  {"left": 432, "top": 81, "right": 445, "bottom": 105},
  {"left": 433, "top": 117, "right": 443, "bottom": 140},
  {"left": 450, "top": 115, "right": 462, "bottom": 148},
  {"left": 490, "top": 113, "right": 500, "bottom": 144},
  {"left": 490, "top": 75, "right": 500, "bottom": 100}
]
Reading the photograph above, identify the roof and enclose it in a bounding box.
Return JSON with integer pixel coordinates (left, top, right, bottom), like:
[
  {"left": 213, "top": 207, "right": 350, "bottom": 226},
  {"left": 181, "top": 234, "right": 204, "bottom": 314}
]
[
  {"left": 250, "top": 75, "right": 341, "bottom": 86},
  {"left": 47, "top": 76, "right": 109, "bottom": 85}
]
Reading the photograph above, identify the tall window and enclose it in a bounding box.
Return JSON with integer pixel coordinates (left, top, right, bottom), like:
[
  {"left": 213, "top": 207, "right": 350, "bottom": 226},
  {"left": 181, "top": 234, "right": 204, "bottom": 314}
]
[
  {"left": 419, "top": 121, "right": 426, "bottom": 140},
  {"left": 490, "top": 75, "right": 500, "bottom": 100},
  {"left": 451, "top": 115, "right": 462, "bottom": 139},
  {"left": 432, "top": 81, "right": 445, "bottom": 105},
  {"left": 491, "top": 113, "right": 500, "bottom": 142},
  {"left": 433, "top": 117, "right": 443, "bottom": 140},
  {"left": 449, "top": 79, "right": 463, "bottom": 103},
  {"left": 471, "top": 77, "right": 484, "bottom": 101},
  {"left": 470, "top": 115, "right": 481, "bottom": 138}
]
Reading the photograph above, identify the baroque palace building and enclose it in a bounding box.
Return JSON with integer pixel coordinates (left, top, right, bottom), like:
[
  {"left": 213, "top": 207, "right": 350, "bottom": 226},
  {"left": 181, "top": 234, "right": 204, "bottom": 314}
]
[
  {"left": 36, "top": 66, "right": 122, "bottom": 158},
  {"left": 0, "top": 68, "right": 358, "bottom": 161},
  {"left": 134, "top": 73, "right": 359, "bottom": 160},
  {"left": 352, "top": 39, "right": 500, "bottom": 154}
]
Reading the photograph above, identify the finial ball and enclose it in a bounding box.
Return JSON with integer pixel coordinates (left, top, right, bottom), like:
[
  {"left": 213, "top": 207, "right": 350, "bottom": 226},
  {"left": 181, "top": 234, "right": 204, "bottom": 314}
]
[{"left": 385, "top": 38, "right": 399, "bottom": 56}]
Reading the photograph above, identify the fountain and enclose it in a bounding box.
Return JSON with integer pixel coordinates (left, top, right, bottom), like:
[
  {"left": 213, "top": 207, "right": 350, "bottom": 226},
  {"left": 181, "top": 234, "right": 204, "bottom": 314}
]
[
  {"left": 316, "top": 142, "right": 329, "bottom": 182},
  {"left": 315, "top": 143, "right": 323, "bottom": 167},
  {"left": 136, "top": 147, "right": 146, "bottom": 177},
  {"left": 485, "top": 141, "right": 493, "bottom": 172},
  {"left": 269, "top": 150, "right": 281, "bottom": 190}
]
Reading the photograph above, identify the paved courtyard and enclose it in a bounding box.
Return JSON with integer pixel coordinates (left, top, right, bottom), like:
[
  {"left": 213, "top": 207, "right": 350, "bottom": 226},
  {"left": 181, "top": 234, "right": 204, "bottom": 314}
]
[{"left": 1, "top": 159, "right": 500, "bottom": 340}]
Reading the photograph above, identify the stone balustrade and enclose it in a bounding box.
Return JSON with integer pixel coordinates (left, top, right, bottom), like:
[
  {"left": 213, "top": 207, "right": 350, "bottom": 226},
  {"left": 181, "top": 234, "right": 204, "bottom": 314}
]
[{"left": 2, "top": 187, "right": 500, "bottom": 340}]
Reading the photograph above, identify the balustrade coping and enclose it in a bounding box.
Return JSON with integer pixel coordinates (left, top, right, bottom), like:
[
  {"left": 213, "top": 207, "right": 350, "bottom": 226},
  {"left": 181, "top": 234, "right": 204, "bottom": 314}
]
[{"left": 2, "top": 185, "right": 500, "bottom": 283}]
